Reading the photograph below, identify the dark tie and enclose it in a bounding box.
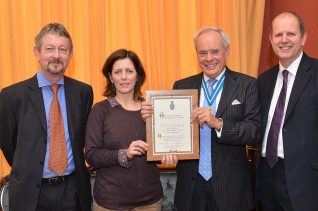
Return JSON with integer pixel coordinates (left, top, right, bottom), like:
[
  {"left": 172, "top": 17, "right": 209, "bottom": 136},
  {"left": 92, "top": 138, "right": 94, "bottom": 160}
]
[
  {"left": 49, "top": 84, "right": 68, "bottom": 175},
  {"left": 199, "top": 78, "right": 217, "bottom": 181},
  {"left": 266, "top": 70, "right": 288, "bottom": 169}
]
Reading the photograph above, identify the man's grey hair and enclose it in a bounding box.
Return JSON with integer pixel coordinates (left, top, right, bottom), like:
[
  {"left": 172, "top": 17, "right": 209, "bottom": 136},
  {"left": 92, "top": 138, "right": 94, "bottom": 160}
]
[
  {"left": 34, "top": 23, "right": 73, "bottom": 51},
  {"left": 193, "top": 26, "right": 230, "bottom": 50}
]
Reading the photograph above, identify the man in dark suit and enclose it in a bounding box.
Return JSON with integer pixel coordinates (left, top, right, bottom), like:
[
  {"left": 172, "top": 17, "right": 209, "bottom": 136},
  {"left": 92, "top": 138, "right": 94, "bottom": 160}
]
[
  {"left": 142, "top": 26, "right": 261, "bottom": 211},
  {"left": 0, "top": 23, "right": 93, "bottom": 211},
  {"left": 258, "top": 12, "right": 318, "bottom": 211}
]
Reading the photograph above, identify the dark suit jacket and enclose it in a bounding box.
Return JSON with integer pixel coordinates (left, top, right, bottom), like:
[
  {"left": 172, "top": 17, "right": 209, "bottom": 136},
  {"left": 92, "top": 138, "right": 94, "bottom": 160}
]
[
  {"left": 0, "top": 75, "right": 93, "bottom": 211},
  {"left": 173, "top": 68, "right": 261, "bottom": 211},
  {"left": 257, "top": 53, "right": 318, "bottom": 211}
]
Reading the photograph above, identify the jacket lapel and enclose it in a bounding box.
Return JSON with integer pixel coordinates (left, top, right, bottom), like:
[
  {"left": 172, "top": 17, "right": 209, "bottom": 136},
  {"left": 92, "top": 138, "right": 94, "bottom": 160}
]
[
  {"left": 64, "top": 77, "right": 75, "bottom": 143},
  {"left": 185, "top": 73, "right": 203, "bottom": 105},
  {"left": 27, "top": 76, "right": 47, "bottom": 132},
  {"left": 194, "top": 73, "right": 203, "bottom": 104},
  {"left": 285, "top": 54, "right": 312, "bottom": 122},
  {"left": 216, "top": 69, "right": 237, "bottom": 117},
  {"left": 261, "top": 66, "right": 279, "bottom": 128}
]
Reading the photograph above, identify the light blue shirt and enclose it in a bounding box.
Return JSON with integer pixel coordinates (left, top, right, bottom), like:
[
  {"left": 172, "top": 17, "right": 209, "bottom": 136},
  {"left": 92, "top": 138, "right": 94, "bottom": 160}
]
[{"left": 37, "top": 70, "right": 75, "bottom": 178}]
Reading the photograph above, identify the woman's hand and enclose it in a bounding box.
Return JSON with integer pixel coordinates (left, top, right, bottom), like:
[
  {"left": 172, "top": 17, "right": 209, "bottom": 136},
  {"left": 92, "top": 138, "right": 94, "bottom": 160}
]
[{"left": 127, "top": 140, "right": 148, "bottom": 160}]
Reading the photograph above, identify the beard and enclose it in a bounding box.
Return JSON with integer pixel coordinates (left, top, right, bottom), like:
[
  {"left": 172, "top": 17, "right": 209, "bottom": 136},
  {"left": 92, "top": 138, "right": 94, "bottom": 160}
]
[{"left": 46, "top": 58, "right": 65, "bottom": 75}]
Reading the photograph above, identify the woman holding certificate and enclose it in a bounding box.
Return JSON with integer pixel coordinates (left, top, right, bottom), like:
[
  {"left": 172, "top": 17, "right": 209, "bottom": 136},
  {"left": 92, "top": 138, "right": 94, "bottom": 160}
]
[{"left": 85, "top": 49, "right": 163, "bottom": 211}]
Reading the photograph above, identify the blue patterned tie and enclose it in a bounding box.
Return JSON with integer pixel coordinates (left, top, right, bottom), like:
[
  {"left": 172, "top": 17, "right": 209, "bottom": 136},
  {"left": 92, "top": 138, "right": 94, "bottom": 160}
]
[
  {"left": 199, "top": 78, "right": 217, "bottom": 181},
  {"left": 266, "top": 70, "right": 288, "bottom": 169}
]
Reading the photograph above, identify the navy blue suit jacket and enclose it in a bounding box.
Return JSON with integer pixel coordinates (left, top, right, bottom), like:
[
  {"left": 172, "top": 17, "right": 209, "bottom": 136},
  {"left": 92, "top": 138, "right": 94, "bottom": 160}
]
[
  {"left": 257, "top": 53, "right": 318, "bottom": 211},
  {"left": 0, "top": 75, "right": 93, "bottom": 211}
]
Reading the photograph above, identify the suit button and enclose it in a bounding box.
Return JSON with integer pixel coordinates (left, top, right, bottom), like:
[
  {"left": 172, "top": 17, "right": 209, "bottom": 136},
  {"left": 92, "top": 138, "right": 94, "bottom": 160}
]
[
  {"left": 40, "top": 161, "right": 44, "bottom": 165},
  {"left": 36, "top": 184, "right": 41, "bottom": 188},
  {"left": 283, "top": 129, "right": 287, "bottom": 133}
]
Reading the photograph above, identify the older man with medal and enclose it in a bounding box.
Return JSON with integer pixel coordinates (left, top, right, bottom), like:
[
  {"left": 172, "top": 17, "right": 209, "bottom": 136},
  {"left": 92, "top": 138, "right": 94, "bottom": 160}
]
[{"left": 142, "top": 26, "right": 261, "bottom": 211}]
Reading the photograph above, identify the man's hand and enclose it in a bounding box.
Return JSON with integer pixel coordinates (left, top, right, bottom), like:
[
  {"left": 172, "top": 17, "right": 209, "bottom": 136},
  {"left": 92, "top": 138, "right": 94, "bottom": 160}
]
[
  {"left": 192, "top": 107, "right": 222, "bottom": 130},
  {"left": 161, "top": 154, "right": 178, "bottom": 165}
]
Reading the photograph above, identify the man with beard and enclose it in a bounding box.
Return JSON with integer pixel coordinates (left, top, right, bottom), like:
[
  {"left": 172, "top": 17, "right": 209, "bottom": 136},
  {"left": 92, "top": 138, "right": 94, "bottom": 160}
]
[{"left": 0, "top": 23, "right": 93, "bottom": 211}]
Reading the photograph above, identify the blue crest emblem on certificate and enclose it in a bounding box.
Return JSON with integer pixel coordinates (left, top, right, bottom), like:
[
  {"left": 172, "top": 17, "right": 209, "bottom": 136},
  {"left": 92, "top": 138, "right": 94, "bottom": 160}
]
[{"left": 170, "top": 101, "right": 175, "bottom": 110}]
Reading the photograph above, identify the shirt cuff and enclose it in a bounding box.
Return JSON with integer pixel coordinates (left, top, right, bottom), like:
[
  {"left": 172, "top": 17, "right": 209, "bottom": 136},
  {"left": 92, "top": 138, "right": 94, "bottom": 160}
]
[
  {"left": 215, "top": 118, "right": 223, "bottom": 138},
  {"left": 118, "top": 149, "right": 132, "bottom": 168}
]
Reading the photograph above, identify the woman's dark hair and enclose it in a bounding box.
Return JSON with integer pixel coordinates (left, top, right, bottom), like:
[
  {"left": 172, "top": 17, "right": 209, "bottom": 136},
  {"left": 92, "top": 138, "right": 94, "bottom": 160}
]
[{"left": 102, "top": 49, "right": 146, "bottom": 101}]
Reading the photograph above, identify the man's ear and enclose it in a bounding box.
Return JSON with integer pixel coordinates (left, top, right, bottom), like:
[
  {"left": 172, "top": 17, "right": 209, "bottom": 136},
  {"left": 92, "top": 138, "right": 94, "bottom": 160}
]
[
  {"left": 269, "top": 34, "right": 273, "bottom": 45},
  {"left": 225, "top": 46, "right": 230, "bottom": 58},
  {"left": 301, "top": 32, "right": 307, "bottom": 47},
  {"left": 33, "top": 47, "right": 40, "bottom": 60},
  {"left": 69, "top": 49, "right": 73, "bottom": 59}
]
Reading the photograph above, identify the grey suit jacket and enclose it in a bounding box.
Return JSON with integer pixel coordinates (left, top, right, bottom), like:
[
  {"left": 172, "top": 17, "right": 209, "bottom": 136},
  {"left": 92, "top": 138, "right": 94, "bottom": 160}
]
[
  {"left": 173, "top": 68, "right": 261, "bottom": 211},
  {"left": 0, "top": 75, "right": 93, "bottom": 211},
  {"left": 257, "top": 53, "right": 318, "bottom": 211}
]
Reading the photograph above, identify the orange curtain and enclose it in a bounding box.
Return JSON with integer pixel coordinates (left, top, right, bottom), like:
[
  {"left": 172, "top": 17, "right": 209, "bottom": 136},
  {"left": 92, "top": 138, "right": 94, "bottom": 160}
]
[{"left": 0, "top": 0, "right": 265, "bottom": 178}]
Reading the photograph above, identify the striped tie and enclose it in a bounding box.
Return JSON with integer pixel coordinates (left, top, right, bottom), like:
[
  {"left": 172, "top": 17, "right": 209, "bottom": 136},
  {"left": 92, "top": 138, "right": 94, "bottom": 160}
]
[{"left": 199, "top": 78, "right": 217, "bottom": 181}]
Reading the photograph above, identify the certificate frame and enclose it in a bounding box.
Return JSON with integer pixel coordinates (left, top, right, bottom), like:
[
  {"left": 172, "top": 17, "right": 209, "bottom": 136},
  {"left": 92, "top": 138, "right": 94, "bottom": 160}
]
[{"left": 146, "top": 89, "right": 199, "bottom": 161}]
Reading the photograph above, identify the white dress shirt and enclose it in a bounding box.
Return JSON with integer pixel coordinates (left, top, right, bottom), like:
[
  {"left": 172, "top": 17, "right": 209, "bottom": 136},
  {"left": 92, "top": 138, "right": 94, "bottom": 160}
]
[{"left": 262, "top": 52, "right": 303, "bottom": 158}]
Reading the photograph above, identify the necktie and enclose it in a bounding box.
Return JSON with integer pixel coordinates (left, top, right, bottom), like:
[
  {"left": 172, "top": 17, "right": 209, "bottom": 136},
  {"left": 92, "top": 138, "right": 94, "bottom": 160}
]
[
  {"left": 199, "top": 78, "right": 217, "bottom": 181},
  {"left": 49, "top": 84, "right": 68, "bottom": 175},
  {"left": 266, "top": 70, "right": 288, "bottom": 169}
]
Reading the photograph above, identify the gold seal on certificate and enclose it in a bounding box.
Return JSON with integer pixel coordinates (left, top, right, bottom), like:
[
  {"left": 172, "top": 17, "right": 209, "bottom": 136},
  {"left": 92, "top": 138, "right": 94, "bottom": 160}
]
[{"left": 146, "top": 89, "right": 199, "bottom": 161}]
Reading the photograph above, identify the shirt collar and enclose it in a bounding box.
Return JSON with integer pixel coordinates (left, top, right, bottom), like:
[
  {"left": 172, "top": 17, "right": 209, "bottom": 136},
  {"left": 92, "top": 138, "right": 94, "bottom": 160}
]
[
  {"left": 37, "top": 70, "right": 64, "bottom": 88},
  {"left": 279, "top": 52, "right": 303, "bottom": 77},
  {"left": 107, "top": 97, "right": 120, "bottom": 108},
  {"left": 203, "top": 67, "right": 226, "bottom": 82}
]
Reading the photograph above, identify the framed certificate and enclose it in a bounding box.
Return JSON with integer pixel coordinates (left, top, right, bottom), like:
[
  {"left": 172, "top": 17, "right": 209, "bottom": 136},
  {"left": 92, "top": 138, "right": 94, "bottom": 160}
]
[{"left": 146, "top": 89, "right": 199, "bottom": 161}]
